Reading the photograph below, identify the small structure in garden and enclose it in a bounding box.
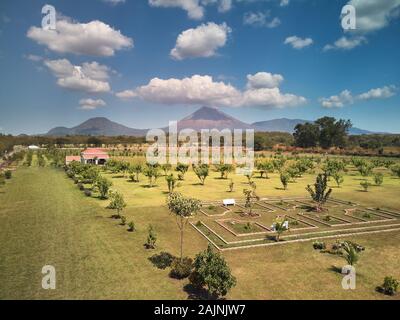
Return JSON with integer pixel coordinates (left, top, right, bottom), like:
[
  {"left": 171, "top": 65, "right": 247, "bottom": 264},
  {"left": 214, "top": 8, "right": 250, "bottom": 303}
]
[
  {"left": 65, "top": 148, "right": 109, "bottom": 165},
  {"left": 223, "top": 199, "right": 236, "bottom": 206}
]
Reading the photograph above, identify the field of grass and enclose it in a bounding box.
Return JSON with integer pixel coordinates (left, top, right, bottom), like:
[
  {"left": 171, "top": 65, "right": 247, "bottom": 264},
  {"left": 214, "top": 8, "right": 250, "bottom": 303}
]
[{"left": 1, "top": 165, "right": 400, "bottom": 299}]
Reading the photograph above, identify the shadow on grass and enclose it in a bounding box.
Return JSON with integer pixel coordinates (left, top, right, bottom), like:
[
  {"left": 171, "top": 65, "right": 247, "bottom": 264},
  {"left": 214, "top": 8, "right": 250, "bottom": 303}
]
[
  {"left": 148, "top": 252, "right": 175, "bottom": 270},
  {"left": 183, "top": 284, "right": 217, "bottom": 300},
  {"left": 329, "top": 265, "right": 342, "bottom": 274}
]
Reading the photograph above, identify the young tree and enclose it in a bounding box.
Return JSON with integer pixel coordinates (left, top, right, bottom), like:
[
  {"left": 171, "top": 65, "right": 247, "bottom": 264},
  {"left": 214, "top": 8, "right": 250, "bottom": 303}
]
[
  {"left": 161, "top": 163, "right": 172, "bottom": 176},
  {"left": 165, "top": 174, "right": 178, "bottom": 193},
  {"left": 214, "top": 164, "right": 233, "bottom": 179},
  {"left": 256, "top": 161, "right": 274, "bottom": 179},
  {"left": 190, "top": 245, "right": 237, "bottom": 299},
  {"left": 167, "top": 192, "right": 201, "bottom": 261},
  {"left": 176, "top": 163, "right": 189, "bottom": 180},
  {"left": 129, "top": 163, "right": 142, "bottom": 182},
  {"left": 374, "top": 172, "right": 384, "bottom": 186},
  {"left": 390, "top": 164, "right": 400, "bottom": 178},
  {"left": 306, "top": 174, "right": 332, "bottom": 212},
  {"left": 332, "top": 172, "right": 344, "bottom": 188},
  {"left": 228, "top": 179, "right": 234, "bottom": 192},
  {"left": 273, "top": 217, "right": 288, "bottom": 242},
  {"left": 146, "top": 225, "right": 157, "bottom": 249},
  {"left": 95, "top": 176, "right": 112, "bottom": 199},
  {"left": 193, "top": 164, "right": 209, "bottom": 185},
  {"left": 342, "top": 241, "right": 359, "bottom": 266},
  {"left": 360, "top": 180, "right": 371, "bottom": 192},
  {"left": 108, "top": 190, "right": 126, "bottom": 218},
  {"left": 280, "top": 171, "right": 290, "bottom": 190},
  {"left": 243, "top": 183, "right": 259, "bottom": 216},
  {"left": 144, "top": 164, "right": 161, "bottom": 187}
]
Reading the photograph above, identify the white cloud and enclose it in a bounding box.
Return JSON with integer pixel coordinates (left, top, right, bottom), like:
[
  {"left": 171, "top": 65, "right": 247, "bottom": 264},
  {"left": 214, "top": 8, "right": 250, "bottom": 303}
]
[
  {"left": 320, "top": 86, "right": 396, "bottom": 108},
  {"left": 284, "top": 36, "right": 313, "bottom": 49},
  {"left": 102, "top": 0, "right": 126, "bottom": 5},
  {"left": 357, "top": 85, "right": 396, "bottom": 100},
  {"left": 148, "top": 0, "right": 233, "bottom": 19},
  {"left": 319, "top": 90, "right": 354, "bottom": 108},
  {"left": 170, "top": 22, "right": 231, "bottom": 60},
  {"left": 27, "top": 17, "right": 133, "bottom": 57},
  {"left": 121, "top": 73, "right": 306, "bottom": 109},
  {"left": 24, "top": 54, "right": 43, "bottom": 62},
  {"left": 79, "top": 98, "right": 107, "bottom": 110},
  {"left": 44, "top": 59, "right": 111, "bottom": 93},
  {"left": 149, "top": 0, "right": 205, "bottom": 19},
  {"left": 280, "top": 0, "right": 289, "bottom": 7},
  {"left": 323, "top": 36, "right": 367, "bottom": 51},
  {"left": 346, "top": 0, "right": 400, "bottom": 33},
  {"left": 246, "top": 72, "right": 283, "bottom": 89},
  {"left": 115, "top": 90, "right": 138, "bottom": 100},
  {"left": 243, "top": 12, "right": 281, "bottom": 28}
]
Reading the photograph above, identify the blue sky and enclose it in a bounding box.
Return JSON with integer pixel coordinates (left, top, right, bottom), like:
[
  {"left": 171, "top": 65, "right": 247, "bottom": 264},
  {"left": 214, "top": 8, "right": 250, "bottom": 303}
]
[{"left": 0, "top": 0, "right": 399, "bottom": 135}]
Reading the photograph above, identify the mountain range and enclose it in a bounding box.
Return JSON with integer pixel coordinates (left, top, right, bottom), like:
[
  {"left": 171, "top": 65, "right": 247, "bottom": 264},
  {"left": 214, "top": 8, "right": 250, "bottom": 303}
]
[{"left": 46, "top": 106, "right": 374, "bottom": 136}]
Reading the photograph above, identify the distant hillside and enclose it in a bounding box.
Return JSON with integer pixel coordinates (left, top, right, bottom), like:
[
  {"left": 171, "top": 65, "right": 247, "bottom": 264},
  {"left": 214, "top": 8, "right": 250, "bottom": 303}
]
[
  {"left": 46, "top": 117, "right": 147, "bottom": 137},
  {"left": 252, "top": 118, "right": 373, "bottom": 135},
  {"left": 46, "top": 108, "right": 376, "bottom": 137}
]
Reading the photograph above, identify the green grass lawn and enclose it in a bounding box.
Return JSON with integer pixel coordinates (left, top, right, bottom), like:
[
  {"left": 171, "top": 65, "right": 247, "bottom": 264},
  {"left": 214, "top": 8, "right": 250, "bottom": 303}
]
[{"left": 1, "top": 167, "right": 400, "bottom": 299}]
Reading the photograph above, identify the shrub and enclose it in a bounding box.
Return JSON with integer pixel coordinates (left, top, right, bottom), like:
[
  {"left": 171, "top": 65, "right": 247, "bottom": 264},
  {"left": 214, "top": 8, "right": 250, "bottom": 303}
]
[
  {"left": 128, "top": 221, "right": 135, "bottom": 232},
  {"left": 4, "top": 170, "right": 12, "bottom": 179},
  {"left": 77, "top": 183, "right": 84, "bottom": 191},
  {"left": 120, "top": 216, "right": 126, "bottom": 225},
  {"left": 149, "top": 252, "right": 175, "bottom": 270},
  {"left": 169, "top": 257, "right": 193, "bottom": 279},
  {"left": 380, "top": 276, "right": 399, "bottom": 296},
  {"left": 313, "top": 241, "right": 326, "bottom": 250},
  {"left": 360, "top": 180, "right": 370, "bottom": 192},
  {"left": 84, "top": 190, "right": 92, "bottom": 197},
  {"left": 373, "top": 173, "right": 384, "bottom": 186}
]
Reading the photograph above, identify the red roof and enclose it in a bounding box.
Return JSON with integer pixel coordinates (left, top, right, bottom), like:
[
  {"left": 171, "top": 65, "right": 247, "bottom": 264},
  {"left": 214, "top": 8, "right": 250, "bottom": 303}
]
[
  {"left": 65, "top": 156, "right": 81, "bottom": 163},
  {"left": 81, "top": 148, "right": 109, "bottom": 160}
]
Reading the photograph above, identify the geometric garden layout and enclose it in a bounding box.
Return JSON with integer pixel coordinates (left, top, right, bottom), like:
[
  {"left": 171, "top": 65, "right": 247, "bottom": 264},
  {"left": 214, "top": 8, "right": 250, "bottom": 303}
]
[{"left": 191, "top": 197, "right": 400, "bottom": 251}]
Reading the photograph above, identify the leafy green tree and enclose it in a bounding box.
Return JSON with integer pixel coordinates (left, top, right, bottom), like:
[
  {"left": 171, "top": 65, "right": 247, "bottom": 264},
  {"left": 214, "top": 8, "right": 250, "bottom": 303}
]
[
  {"left": 214, "top": 164, "right": 233, "bottom": 179},
  {"left": 161, "top": 163, "right": 172, "bottom": 176},
  {"left": 129, "top": 163, "right": 142, "bottom": 182},
  {"left": 332, "top": 172, "right": 344, "bottom": 187},
  {"left": 293, "top": 122, "right": 320, "bottom": 148},
  {"left": 190, "top": 245, "right": 237, "bottom": 299},
  {"left": 280, "top": 172, "right": 290, "bottom": 190},
  {"left": 108, "top": 190, "right": 126, "bottom": 218},
  {"left": 256, "top": 161, "right": 274, "bottom": 179},
  {"left": 165, "top": 174, "right": 178, "bottom": 193},
  {"left": 176, "top": 163, "right": 189, "bottom": 180},
  {"left": 144, "top": 164, "right": 161, "bottom": 187},
  {"left": 95, "top": 176, "right": 112, "bottom": 199},
  {"left": 360, "top": 180, "right": 371, "bottom": 192},
  {"left": 167, "top": 192, "right": 201, "bottom": 260},
  {"left": 243, "top": 183, "right": 259, "bottom": 216},
  {"left": 315, "top": 117, "right": 352, "bottom": 149},
  {"left": 306, "top": 174, "right": 332, "bottom": 212},
  {"left": 381, "top": 276, "right": 399, "bottom": 296},
  {"left": 193, "top": 164, "right": 209, "bottom": 185},
  {"left": 390, "top": 164, "right": 400, "bottom": 178}
]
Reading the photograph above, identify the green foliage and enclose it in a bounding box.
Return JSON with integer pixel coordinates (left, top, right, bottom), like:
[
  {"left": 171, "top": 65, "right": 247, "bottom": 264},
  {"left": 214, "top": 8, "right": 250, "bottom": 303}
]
[
  {"left": 120, "top": 215, "right": 127, "bottom": 225},
  {"left": 332, "top": 172, "right": 344, "bottom": 187},
  {"left": 279, "top": 171, "right": 290, "bottom": 190},
  {"left": 256, "top": 160, "right": 274, "bottom": 178},
  {"left": 149, "top": 252, "right": 175, "bottom": 270},
  {"left": 228, "top": 179, "right": 234, "bottom": 192},
  {"left": 190, "top": 245, "right": 237, "bottom": 299},
  {"left": 165, "top": 173, "right": 178, "bottom": 193},
  {"left": 306, "top": 174, "right": 332, "bottom": 211},
  {"left": 193, "top": 164, "right": 209, "bottom": 185},
  {"left": 273, "top": 217, "right": 288, "bottom": 242},
  {"left": 373, "top": 172, "right": 384, "bottom": 186},
  {"left": 95, "top": 176, "right": 112, "bottom": 199},
  {"left": 143, "top": 164, "right": 161, "bottom": 187},
  {"left": 161, "top": 163, "right": 172, "bottom": 175},
  {"left": 170, "top": 257, "right": 193, "bottom": 279},
  {"left": 175, "top": 163, "right": 189, "bottom": 180},
  {"left": 167, "top": 192, "right": 201, "bottom": 259},
  {"left": 108, "top": 190, "right": 127, "bottom": 218},
  {"left": 243, "top": 183, "right": 259, "bottom": 216},
  {"left": 128, "top": 221, "right": 135, "bottom": 232},
  {"left": 4, "top": 170, "right": 12, "bottom": 179},
  {"left": 390, "top": 164, "right": 400, "bottom": 178},
  {"left": 360, "top": 180, "right": 371, "bottom": 192},
  {"left": 293, "top": 122, "right": 320, "bottom": 148},
  {"left": 313, "top": 241, "right": 326, "bottom": 250},
  {"left": 342, "top": 241, "right": 359, "bottom": 266},
  {"left": 381, "top": 276, "right": 399, "bottom": 296},
  {"left": 214, "top": 164, "right": 234, "bottom": 179},
  {"left": 129, "top": 163, "right": 142, "bottom": 182},
  {"left": 146, "top": 225, "right": 157, "bottom": 249}
]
